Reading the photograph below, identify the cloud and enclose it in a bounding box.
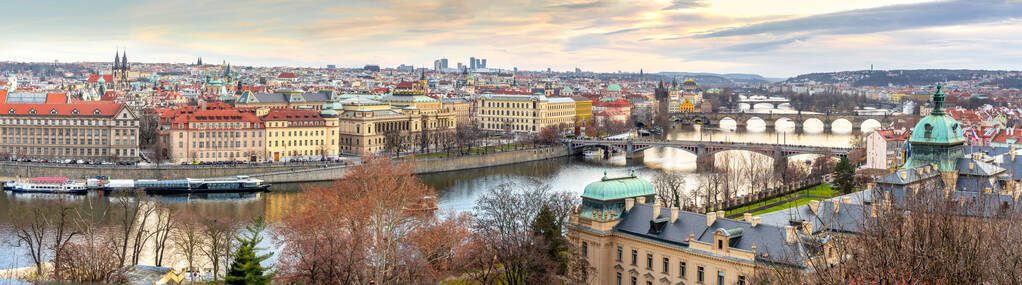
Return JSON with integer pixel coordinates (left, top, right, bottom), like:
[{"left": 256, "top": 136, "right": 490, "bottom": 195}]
[
  {"left": 694, "top": 0, "right": 1022, "bottom": 38},
  {"left": 723, "top": 37, "right": 807, "bottom": 52},
  {"left": 662, "top": 0, "right": 707, "bottom": 10}
]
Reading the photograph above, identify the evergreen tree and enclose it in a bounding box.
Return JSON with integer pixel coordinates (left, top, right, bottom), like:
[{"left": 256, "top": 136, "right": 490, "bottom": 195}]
[
  {"left": 834, "top": 156, "right": 856, "bottom": 194},
  {"left": 531, "top": 205, "right": 566, "bottom": 273},
  {"left": 225, "top": 217, "right": 273, "bottom": 285}
]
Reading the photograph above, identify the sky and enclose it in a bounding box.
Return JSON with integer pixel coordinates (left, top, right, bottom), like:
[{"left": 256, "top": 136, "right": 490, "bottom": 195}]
[{"left": 1, "top": 0, "right": 1022, "bottom": 78}]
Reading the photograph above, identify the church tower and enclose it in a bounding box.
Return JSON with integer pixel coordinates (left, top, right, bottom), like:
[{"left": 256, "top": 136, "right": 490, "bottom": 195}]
[
  {"left": 111, "top": 49, "right": 129, "bottom": 90},
  {"left": 902, "top": 84, "right": 966, "bottom": 172}
]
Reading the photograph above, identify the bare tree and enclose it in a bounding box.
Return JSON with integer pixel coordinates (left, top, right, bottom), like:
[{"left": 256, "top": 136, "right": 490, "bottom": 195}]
[
  {"left": 48, "top": 197, "right": 81, "bottom": 280},
  {"left": 150, "top": 202, "right": 177, "bottom": 267},
  {"left": 9, "top": 203, "right": 50, "bottom": 276},
  {"left": 199, "top": 216, "right": 238, "bottom": 281},
  {"left": 653, "top": 171, "right": 690, "bottom": 208},
  {"left": 171, "top": 209, "right": 204, "bottom": 282}
]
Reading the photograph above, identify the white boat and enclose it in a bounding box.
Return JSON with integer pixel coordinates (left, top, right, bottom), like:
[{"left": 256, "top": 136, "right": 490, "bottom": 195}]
[
  {"left": 6, "top": 177, "right": 87, "bottom": 194},
  {"left": 583, "top": 149, "right": 604, "bottom": 158}
]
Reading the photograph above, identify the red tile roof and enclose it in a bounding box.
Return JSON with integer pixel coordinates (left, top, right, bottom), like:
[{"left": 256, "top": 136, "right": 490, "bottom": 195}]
[
  {"left": 262, "top": 108, "right": 323, "bottom": 121},
  {"left": 0, "top": 102, "right": 124, "bottom": 117},
  {"left": 277, "top": 72, "right": 297, "bottom": 79},
  {"left": 87, "top": 74, "right": 114, "bottom": 82},
  {"left": 46, "top": 93, "right": 67, "bottom": 104}
]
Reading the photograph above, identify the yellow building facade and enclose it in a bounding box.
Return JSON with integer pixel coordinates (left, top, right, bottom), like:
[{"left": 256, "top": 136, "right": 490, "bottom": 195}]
[
  {"left": 262, "top": 108, "right": 338, "bottom": 162},
  {"left": 334, "top": 97, "right": 455, "bottom": 155},
  {"left": 572, "top": 97, "right": 594, "bottom": 128},
  {"left": 477, "top": 94, "right": 576, "bottom": 133}
]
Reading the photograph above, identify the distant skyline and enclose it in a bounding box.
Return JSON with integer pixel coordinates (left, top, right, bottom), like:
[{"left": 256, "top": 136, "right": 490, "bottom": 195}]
[{"left": 2, "top": 0, "right": 1022, "bottom": 78}]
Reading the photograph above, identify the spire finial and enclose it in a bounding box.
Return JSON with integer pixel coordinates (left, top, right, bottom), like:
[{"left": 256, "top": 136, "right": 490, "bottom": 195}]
[
  {"left": 602, "top": 170, "right": 608, "bottom": 180},
  {"left": 630, "top": 168, "right": 636, "bottom": 177},
  {"left": 931, "top": 83, "right": 946, "bottom": 116}
]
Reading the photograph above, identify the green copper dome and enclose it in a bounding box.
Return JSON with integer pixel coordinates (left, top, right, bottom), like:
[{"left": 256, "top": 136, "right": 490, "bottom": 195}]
[
  {"left": 606, "top": 83, "right": 622, "bottom": 92},
  {"left": 902, "top": 84, "right": 966, "bottom": 172},
  {"left": 582, "top": 170, "right": 654, "bottom": 201},
  {"left": 909, "top": 85, "right": 964, "bottom": 144}
]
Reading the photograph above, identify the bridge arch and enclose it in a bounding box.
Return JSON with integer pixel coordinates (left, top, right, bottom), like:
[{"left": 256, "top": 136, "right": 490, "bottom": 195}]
[
  {"left": 831, "top": 118, "right": 853, "bottom": 134},
  {"left": 752, "top": 103, "right": 774, "bottom": 109},
  {"left": 719, "top": 117, "right": 738, "bottom": 131},
  {"left": 803, "top": 118, "right": 825, "bottom": 133},
  {"left": 775, "top": 118, "right": 796, "bottom": 133},
  {"left": 860, "top": 119, "right": 882, "bottom": 133}
]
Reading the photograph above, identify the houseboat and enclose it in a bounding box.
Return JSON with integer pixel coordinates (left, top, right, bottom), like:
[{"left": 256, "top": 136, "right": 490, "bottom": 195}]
[
  {"left": 88, "top": 176, "right": 270, "bottom": 194},
  {"left": 5, "top": 177, "right": 88, "bottom": 194}
]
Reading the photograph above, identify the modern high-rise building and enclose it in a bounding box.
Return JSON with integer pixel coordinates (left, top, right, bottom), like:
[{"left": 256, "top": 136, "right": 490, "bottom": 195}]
[
  {"left": 480, "top": 59, "right": 486, "bottom": 69},
  {"left": 434, "top": 58, "right": 449, "bottom": 71},
  {"left": 469, "top": 57, "right": 476, "bottom": 69}
]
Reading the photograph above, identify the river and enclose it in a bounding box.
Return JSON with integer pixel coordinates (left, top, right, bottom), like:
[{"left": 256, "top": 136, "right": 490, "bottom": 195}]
[{"left": 0, "top": 123, "right": 855, "bottom": 271}]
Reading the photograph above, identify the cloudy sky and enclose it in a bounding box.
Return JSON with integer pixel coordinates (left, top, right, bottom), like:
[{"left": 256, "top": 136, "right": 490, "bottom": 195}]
[{"left": 1, "top": 0, "right": 1021, "bottom": 77}]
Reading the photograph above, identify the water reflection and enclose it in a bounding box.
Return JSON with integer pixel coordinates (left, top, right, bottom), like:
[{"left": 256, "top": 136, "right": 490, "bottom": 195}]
[{"left": 0, "top": 125, "right": 853, "bottom": 269}]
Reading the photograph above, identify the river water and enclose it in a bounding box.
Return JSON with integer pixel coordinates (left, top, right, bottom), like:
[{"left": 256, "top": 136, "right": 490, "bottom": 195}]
[{"left": 0, "top": 123, "right": 854, "bottom": 270}]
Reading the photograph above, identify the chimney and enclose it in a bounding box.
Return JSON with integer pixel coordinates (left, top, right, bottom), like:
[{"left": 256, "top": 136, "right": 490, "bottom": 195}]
[
  {"left": 870, "top": 203, "right": 878, "bottom": 218},
  {"left": 706, "top": 212, "right": 717, "bottom": 226},
  {"left": 801, "top": 220, "right": 813, "bottom": 235},
  {"left": 670, "top": 207, "right": 679, "bottom": 223},
  {"left": 809, "top": 200, "right": 820, "bottom": 214},
  {"left": 716, "top": 211, "right": 725, "bottom": 219},
  {"left": 899, "top": 171, "right": 908, "bottom": 180},
  {"left": 743, "top": 213, "right": 752, "bottom": 222},
  {"left": 969, "top": 162, "right": 975, "bottom": 170},
  {"left": 625, "top": 198, "right": 635, "bottom": 212},
  {"left": 652, "top": 205, "right": 662, "bottom": 219},
  {"left": 984, "top": 187, "right": 992, "bottom": 194},
  {"left": 842, "top": 196, "right": 852, "bottom": 205},
  {"left": 833, "top": 199, "right": 841, "bottom": 214},
  {"left": 636, "top": 196, "right": 646, "bottom": 204},
  {"left": 752, "top": 217, "right": 762, "bottom": 227},
  {"left": 784, "top": 225, "right": 796, "bottom": 244}
]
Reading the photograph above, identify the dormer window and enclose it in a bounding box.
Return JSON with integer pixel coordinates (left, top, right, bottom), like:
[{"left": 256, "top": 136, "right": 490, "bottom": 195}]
[
  {"left": 94, "top": 109, "right": 102, "bottom": 115},
  {"left": 50, "top": 109, "right": 57, "bottom": 115},
  {"left": 71, "top": 109, "right": 79, "bottom": 115},
  {"left": 924, "top": 123, "right": 933, "bottom": 138},
  {"left": 8, "top": 108, "right": 14, "bottom": 115},
  {"left": 29, "top": 109, "right": 37, "bottom": 115}
]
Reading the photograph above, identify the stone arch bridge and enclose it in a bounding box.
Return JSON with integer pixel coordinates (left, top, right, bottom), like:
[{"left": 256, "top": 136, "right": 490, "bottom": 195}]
[
  {"left": 566, "top": 139, "right": 851, "bottom": 162},
  {"left": 670, "top": 112, "right": 890, "bottom": 132}
]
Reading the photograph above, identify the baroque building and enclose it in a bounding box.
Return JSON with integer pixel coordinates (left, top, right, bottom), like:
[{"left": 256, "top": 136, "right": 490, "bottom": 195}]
[{"left": 0, "top": 93, "right": 139, "bottom": 162}]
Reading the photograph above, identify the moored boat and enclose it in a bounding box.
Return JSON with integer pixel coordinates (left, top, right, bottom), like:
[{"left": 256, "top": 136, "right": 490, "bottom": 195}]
[
  {"left": 5, "top": 177, "right": 87, "bottom": 194},
  {"left": 89, "top": 176, "right": 270, "bottom": 194}
]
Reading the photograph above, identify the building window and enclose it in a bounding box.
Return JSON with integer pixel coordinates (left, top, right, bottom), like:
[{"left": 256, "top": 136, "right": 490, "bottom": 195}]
[
  {"left": 662, "top": 257, "right": 669, "bottom": 273},
  {"left": 738, "top": 275, "right": 746, "bottom": 285},
  {"left": 581, "top": 242, "right": 588, "bottom": 257},
  {"left": 717, "top": 271, "right": 724, "bottom": 285},
  {"left": 680, "top": 262, "right": 686, "bottom": 278},
  {"left": 616, "top": 272, "right": 621, "bottom": 285},
  {"left": 646, "top": 253, "right": 652, "bottom": 269},
  {"left": 646, "top": 281, "right": 652, "bottom": 285},
  {"left": 630, "top": 277, "right": 636, "bottom": 285},
  {"left": 617, "top": 246, "right": 622, "bottom": 261},
  {"left": 697, "top": 266, "right": 704, "bottom": 283}
]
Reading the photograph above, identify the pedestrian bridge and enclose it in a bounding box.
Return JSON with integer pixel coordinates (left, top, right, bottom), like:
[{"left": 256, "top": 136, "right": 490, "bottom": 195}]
[
  {"left": 566, "top": 138, "right": 851, "bottom": 160},
  {"left": 670, "top": 112, "right": 890, "bottom": 133}
]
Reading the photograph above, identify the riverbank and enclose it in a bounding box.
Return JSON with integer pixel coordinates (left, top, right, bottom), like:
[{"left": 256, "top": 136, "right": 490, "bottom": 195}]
[{"left": 0, "top": 145, "right": 573, "bottom": 184}]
